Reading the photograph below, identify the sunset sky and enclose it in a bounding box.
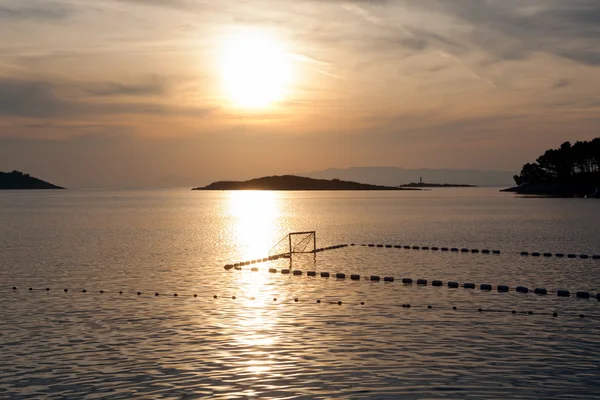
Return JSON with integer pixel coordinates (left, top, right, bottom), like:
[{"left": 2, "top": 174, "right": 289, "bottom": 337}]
[{"left": 1, "top": 0, "right": 599, "bottom": 188}]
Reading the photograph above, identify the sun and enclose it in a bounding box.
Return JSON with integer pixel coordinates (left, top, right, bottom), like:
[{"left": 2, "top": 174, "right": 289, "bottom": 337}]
[{"left": 219, "top": 30, "right": 293, "bottom": 109}]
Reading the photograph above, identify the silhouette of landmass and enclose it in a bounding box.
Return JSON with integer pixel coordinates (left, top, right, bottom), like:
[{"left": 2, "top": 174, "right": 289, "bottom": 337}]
[
  {"left": 302, "top": 167, "right": 514, "bottom": 186},
  {"left": 0, "top": 170, "right": 64, "bottom": 190},
  {"left": 193, "top": 175, "right": 419, "bottom": 191},
  {"left": 505, "top": 138, "right": 599, "bottom": 197},
  {"left": 400, "top": 182, "right": 476, "bottom": 188}
]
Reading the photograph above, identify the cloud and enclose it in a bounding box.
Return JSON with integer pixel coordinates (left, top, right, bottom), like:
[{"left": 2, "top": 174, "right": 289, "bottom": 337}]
[
  {"left": 85, "top": 79, "right": 167, "bottom": 97},
  {"left": 0, "top": 2, "right": 71, "bottom": 21}
]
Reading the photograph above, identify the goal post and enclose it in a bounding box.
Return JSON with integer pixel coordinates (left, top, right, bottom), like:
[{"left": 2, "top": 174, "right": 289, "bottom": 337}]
[{"left": 269, "top": 231, "right": 316, "bottom": 256}]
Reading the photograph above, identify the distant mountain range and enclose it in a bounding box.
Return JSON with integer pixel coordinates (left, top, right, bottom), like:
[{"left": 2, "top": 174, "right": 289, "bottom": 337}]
[{"left": 300, "top": 167, "right": 515, "bottom": 187}]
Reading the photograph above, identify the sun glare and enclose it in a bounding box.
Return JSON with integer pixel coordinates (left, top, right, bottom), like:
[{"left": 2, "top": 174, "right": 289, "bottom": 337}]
[{"left": 219, "top": 30, "right": 293, "bottom": 108}]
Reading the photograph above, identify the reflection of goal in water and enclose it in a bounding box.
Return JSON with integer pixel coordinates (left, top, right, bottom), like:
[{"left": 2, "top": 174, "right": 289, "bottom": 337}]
[{"left": 269, "top": 231, "right": 316, "bottom": 257}]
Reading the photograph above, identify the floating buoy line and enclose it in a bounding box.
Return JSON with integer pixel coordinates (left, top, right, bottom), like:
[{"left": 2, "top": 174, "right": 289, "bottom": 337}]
[
  {"left": 7, "top": 287, "right": 595, "bottom": 320},
  {"left": 225, "top": 265, "right": 600, "bottom": 302}
]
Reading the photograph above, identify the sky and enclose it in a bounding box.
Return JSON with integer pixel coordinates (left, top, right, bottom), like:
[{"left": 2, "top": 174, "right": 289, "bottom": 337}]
[{"left": 1, "top": 0, "right": 599, "bottom": 188}]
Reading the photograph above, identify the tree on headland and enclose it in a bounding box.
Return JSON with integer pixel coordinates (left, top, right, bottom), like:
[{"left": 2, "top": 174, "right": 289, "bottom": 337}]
[{"left": 511, "top": 138, "right": 600, "bottom": 195}]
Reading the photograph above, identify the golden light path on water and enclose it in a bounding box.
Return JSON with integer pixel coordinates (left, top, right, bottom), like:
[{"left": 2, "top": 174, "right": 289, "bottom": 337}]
[{"left": 227, "top": 191, "right": 282, "bottom": 376}]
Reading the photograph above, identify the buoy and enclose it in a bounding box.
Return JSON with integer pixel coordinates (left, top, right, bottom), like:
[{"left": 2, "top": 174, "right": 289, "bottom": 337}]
[
  {"left": 294, "top": 298, "right": 298, "bottom": 302},
  {"left": 385, "top": 245, "right": 392, "bottom": 248},
  {"left": 597, "top": 293, "right": 600, "bottom": 300},
  {"left": 417, "top": 279, "right": 427, "bottom": 285},
  {"left": 351, "top": 243, "right": 355, "bottom": 246},
  {"left": 461, "top": 248, "right": 469, "bottom": 253},
  {"left": 402, "top": 278, "right": 413, "bottom": 284},
  {"left": 543, "top": 253, "right": 552, "bottom": 257},
  {"left": 307, "top": 271, "right": 317, "bottom": 277},
  {"left": 463, "top": 283, "right": 475, "bottom": 289},
  {"left": 370, "top": 275, "right": 381, "bottom": 281},
  {"left": 234, "top": 266, "right": 242, "bottom": 271},
  {"left": 262, "top": 258, "right": 267, "bottom": 262},
  {"left": 338, "top": 301, "right": 342, "bottom": 305},
  {"left": 521, "top": 251, "right": 529, "bottom": 256},
  {"left": 428, "top": 305, "right": 432, "bottom": 309},
  {"left": 448, "top": 281, "right": 459, "bottom": 288},
  {"left": 119, "top": 291, "right": 123, "bottom": 295},
  {"left": 64, "top": 289, "right": 68, "bottom": 292},
  {"left": 281, "top": 269, "right": 290, "bottom": 274},
  {"left": 29, "top": 288, "right": 33, "bottom": 291},
  {"left": 273, "top": 298, "right": 277, "bottom": 301},
  {"left": 46, "top": 288, "right": 50, "bottom": 291},
  {"left": 174, "top": 293, "right": 178, "bottom": 297},
  {"left": 269, "top": 268, "right": 277, "bottom": 273},
  {"left": 394, "top": 245, "right": 402, "bottom": 248},
  {"left": 317, "top": 299, "right": 321, "bottom": 303},
  {"left": 251, "top": 267, "right": 258, "bottom": 272},
  {"left": 482, "top": 249, "right": 490, "bottom": 254},
  {"left": 452, "top": 306, "right": 457, "bottom": 310},
  {"left": 557, "top": 289, "right": 570, "bottom": 297},
  {"left": 12, "top": 287, "right": 16, "bottom": 290},
  {"left": 580, "top": 314, "right": 585, "bottom": 318},
  {"left": 231, "top": 295, "right": 235, "bottom": 300},
  {"left": 336, "top": 273, "right": 346, "bottom": 279},
  {"left": 155, "top": 293, "right": 159, "bottom": 296},
  {"left": 512, "top": 310, "right": 516, "bottom": 314},
  {"left": 293, "top": 270, "right": 303, "bottom": 276},
  {"left": 432, "top": 247, "right": 439, "bottom": 251},
  {"left": 377, "top": 244, "right": 383, "bottom": 248},
  {"left": 576, "top": 291, "right": 590, "bottom": 299},
  {"left": 532, "top": 252, "right": 541, "bottom": 257},
  {"left": 361, "top": 302, "right": 365, "bottom": 305},
  {"left": 493, "top": 250, "right": 501, "bottom": 254},
  {"left": 555, "top": 253, "right": 565, "bottom": 257},
  {"left": 432, "top": 280, "right": 443, "bottom": 287},
  {"left": 193, "top": 294, "right": 197, "bottom": 298},
  {"left": 497, "top": 285, "right": 509, "bottom": 292},
  {"left": 368, "top": 244, "right": 375, "bottom": 247},
  {"left": 534, "top": 288, "right": 547, "bottom": 295},
  {"left": 412, "top": 246, "right": 420, "bottom": 250},
  {"left": 592, "top": 255, "right": 600, "bottom": 260},
  {"left": 100, "top": 290, "right": 104, "bottom": 294},
  {"left": 441, "top": 247, "right": 449, "bottom": 251},
  {"left": 251, "top": 260, "right": 256, "bottom": 264},
  {"left": 471, "top": 249, "right": 479, "bottom": 253},
  {"left": 213, "top": 295, "right": 217, "bottom": 299},
  {"left": 553, "top": 312, "right": 558, "bottom": 317},
  {"left": 580, "top": 254, "right": 589, "bottom": 259},
  {"left": 568, "top": 254, "right": 576, "bottom": 258},
  {"left": 224, "top": 264, "right": 234, "bottom": 270},
  {"left": 351, "top": 274, "right": 361, "bottom": 280},
  {"left": 478, "top": 308, "right": 483, "bottom": 312},
  {"left": 451, "top": 248, "right": 459, "bottom": 252},
  {"left": 82, "top": 289, "right": 86, "bottom": 293},
  {"left": 422, "top": 246, "right": 429, "bottom": 250},
  {"left": 516, "top": 286, "right": 529, "bottom": 293},
  {"left": 321, "top": 272, "right": 330, "bottom": 278},
  {"left": 403, "top": 245, "right": 411, "bottom": 249},
  {"left": 480, "top": 284, "right": 492, "bottom": 291},
  {"left": 384, "top": 277, "right": 394, "bottom": 282}
]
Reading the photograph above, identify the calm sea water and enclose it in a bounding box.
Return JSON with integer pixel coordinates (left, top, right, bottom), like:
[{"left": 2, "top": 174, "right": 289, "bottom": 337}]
[{"left": 1, "top": 188, "right": 599, "bottom": 399}]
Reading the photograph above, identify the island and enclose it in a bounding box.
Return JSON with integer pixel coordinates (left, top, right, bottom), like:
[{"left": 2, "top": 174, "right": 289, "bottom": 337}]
[
  {"left": 0, "top": 170, "right": 64, "bottom": 190},
  {"left": 193, "top": 175, "right": 421, "bottom": 191},
  {"left": 400, "top": 177, "right": 476, "bottom": 188},
  {"left": 503, "top": 138, "right": 600, "bottom": 197}
]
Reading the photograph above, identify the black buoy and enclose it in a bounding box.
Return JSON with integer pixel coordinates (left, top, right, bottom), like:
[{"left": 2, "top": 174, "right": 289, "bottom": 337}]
[
  {"left": 422, "top": 246, "right": 429, "bottom": 250},
  {"left": 336, "top": 273, "right": 346, "bottom": 279},
  {"left": 317, "top": 299, "right": 321, "bottom": 303},
  {"left": 461, "top": 248, "right": 469, "bottom": 253},
  {"left": 360, "top": 302, "right": 365, "bottom": 305},
  {"left": 448, "top": 281, "right": 459, "bottom": 288},
  {"left": 516, "top": 286, "right": 529, "bottom": 293},
  {"left": 321, "top": 272, "right": 330, "bottom": 278},
  {"left": 478, "top": 308, "right": 483, "bottom": 312},
  {"left": 463, "top": 283, "right": 475, "bottom": 289},
  {"left": 293, "top": 270, "right": 303, "bottom": 276},
  {"left": 29, "top": 288, "right": 33, "bottom": 291},
  {"left": 580, "top": 314, "right": 585, "bottom": 318},
  {"left": 82, "top": 289, "right": 87, "bottom": 293},
  {"left": 432, "top": 247, "right": 439, "bottom": 251},
  {"left": 174, "top": 293, "right": 178, "bottom": 297},
  {"left": 441, "top": 247, "right": 449, "bottom": 251},
  {"left": 534, "top": 288, "right": 548, "bottom": 295},
  {"left": 592, "top": 255, "right": 600, "bottom": 260},
  {"left": 576, "top": 291, "right": 590, "bottom": 299},
  {"left": 370, "top": 275, "right": 381, "bottom": 281},
  {"left": 273, "top": 298, "right": 277, "bottom": 301},
  {"left": 64, "top": 289, "right": 68, "bottom": 292},
  {"left": 451, "top": 248, "right": 459, "bottom": 252},
  {"left": 480, "top": 284, "right": 492, "bottom": 291},
  {"left": 553, "top": 312, "right": 558, "bottom": 317},
  {"left": 452, "top": 306, "right": 457, "bottom": 310},
  {"left": 385, "top": 245, "right": 392, "bottom": 248},
  {"left": 471, "top": 249, "right": 479, "bottom": 253},
  {"left": 532, "top": 252, "right": 541, "bottom": 257},
  {"left": 338, "top": 301, "right": 342, "bottom": 305},
  {"left": 543, "top": 253, "right": 552, "bottom": 257},
  {"left": 294, "top": 298, "right": 298, "bottom": 302},
  {"left": 269, "top": 268, "right": 277, "bottom": 273},
  {"left": 428, "top": 305, "right": 432, "bottom": 309},
  {"left": 281, "top": 269, "right": 290, "bottom": 274},
  {"left": 384, "top": 277, "right": 394, "bottom": 282},
  {"left": 224, "top": 264, "right": 234, "bottom": 270},
  {"left": 568, "top": 254, "right": 577, "bottom": 258},
  {"left": 394, "top": 245, "right": 402, "bottom": 248},
  {"left": 46, "top": 288, "right": 50, "bottom": 291},
  {"left": 556, "top": 253, "right": 565, "bottom": 257},
  {"left": 307, "top": 271, "right": 317, "bottom": 277},
  {"left": 482, "top": 249, "right": 490, "bottom": 254},
  {"left": 412, "top": 246, "right": 420, "bottom": 250},
  {"left": 155, "top": 293, "right": 159, "bottom": 296},
  {"left": 432, "top": 280, "right": 443, "bottom": 287},
  {"left": 119, "top": 291, "right": 123, "bottom": 295},
  {"left": 493, "top": 250, "right": 501, "bottom": 254},
  {"left": 557, "top": 289, "right": 570, "bottom": 297},
  {"left": 417, "top": 279, "right": 427, "bottom": 285},
  {"left": 193, "top": 294, "right": 197, "bottom": 298},
  {"left": 580, "top": 254, "right": 589, "bottom": 259},
  {"left": 100, "top": 290, "right": 104, "bottom": 294},
  {"left": 403, "top": 245, "right": 411, "bottom": 249},
  {"left": 521, "top": 251, "right": 529, "bottom": 256},
  {"left": 497, "top": 285, "right": 509, "bottom": 292},
  {"left": 351, "top": 274, "right": 361, "bottom": 280},
  {"left": 402, "top": 278, "right": 413, "bottom": 284},
  {"left": 213, "top": 295, "right": 217, "bottom": 299},
  {"left": 512, "top": 310, "right": 516, "bottom": 314}
]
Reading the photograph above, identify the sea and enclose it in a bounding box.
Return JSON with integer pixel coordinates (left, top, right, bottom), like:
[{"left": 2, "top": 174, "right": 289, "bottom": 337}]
[{"left": 1, "top": 188, "right": 599, "bottom": 399}]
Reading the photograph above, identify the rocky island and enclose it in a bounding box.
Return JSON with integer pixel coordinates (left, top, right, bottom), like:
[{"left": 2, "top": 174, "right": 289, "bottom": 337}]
[
  {"left": 400, "top": 178, "right": 476, "bottom": 188},
  {"left": 0, "top": 170, "right": 64, "bottom": 190},
  {"left": 193, "top": 175, "right": 420, "bottom": 191}
]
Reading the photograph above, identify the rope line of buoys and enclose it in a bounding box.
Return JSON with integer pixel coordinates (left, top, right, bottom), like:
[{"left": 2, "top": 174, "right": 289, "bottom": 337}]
[
  {"left": 224, "top": 267, "right": 600, "bottom": 302},
  {"left": 9, "top": 287, "right": 597, "bottom": 319},
  {"left": 520, "top": 251, "right": 600, "bottom": 260}
]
